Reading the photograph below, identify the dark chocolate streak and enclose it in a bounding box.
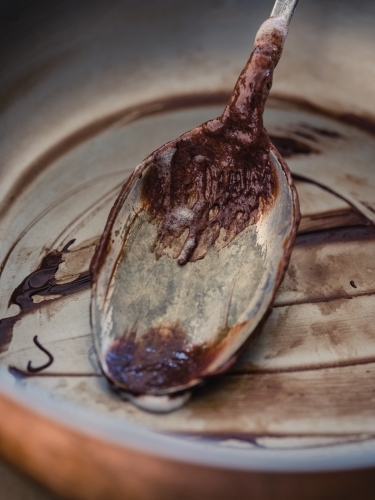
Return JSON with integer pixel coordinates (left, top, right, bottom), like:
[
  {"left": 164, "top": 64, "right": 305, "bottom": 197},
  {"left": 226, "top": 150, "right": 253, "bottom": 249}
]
[
  {"left": 106, "top": 324, "right": 219, "bottom": 393},
  {"left": 27, "top": 335, "right": 54, "bottom": 373},
  {"left": 0, "top": 240, "right": 91, "bottom": 357},
  {"left": 299, "top": 123, "right": 342, "bottom": 139},
  {"left": 270, "top": 135, "right": 317, "bottom": 157},
  {"left": 8, "top": 366, "right": 100, "bottom": 379},
  {"left": 140, "top": 27, "right": 287, "bottom": 265}
]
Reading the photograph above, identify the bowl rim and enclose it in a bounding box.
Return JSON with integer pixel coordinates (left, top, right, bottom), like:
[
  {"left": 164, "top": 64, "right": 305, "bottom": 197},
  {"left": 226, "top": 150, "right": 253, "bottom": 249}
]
[{"left": 1, "top": 366, "right": 375, "bottom": 474}]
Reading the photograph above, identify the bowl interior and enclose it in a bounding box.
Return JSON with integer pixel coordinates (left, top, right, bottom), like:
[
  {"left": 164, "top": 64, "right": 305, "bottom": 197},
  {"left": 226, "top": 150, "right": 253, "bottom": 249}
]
[{"left": 1, "top": 0, "right": 375, "bottom": 474}]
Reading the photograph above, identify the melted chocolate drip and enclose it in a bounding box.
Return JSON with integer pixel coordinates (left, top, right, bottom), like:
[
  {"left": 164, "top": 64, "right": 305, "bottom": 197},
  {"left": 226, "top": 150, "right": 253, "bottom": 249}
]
[
  {"left": 141, "top": 19, "right": 287, "bottom": 265},
  {"left": 0, "top": 240, "right": 91, "bottom": 357},
  {"left": 27, "top": 335, "right": 54, "bottom": 373},
  {"left": 106, "top": 324, "right": 219, "bottom": 393}
]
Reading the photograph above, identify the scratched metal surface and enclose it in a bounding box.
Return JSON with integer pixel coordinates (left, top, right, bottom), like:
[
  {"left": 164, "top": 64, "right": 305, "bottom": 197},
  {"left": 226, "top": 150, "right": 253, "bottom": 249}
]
[{"left": 1, "top": 0, "right": 375, "bottom": 496}]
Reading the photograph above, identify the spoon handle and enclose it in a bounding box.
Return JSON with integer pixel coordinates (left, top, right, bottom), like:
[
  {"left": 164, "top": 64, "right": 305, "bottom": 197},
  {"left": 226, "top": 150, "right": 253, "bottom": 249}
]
[{"left": 271, "top": 0, "right": 299, "bottom": 23}]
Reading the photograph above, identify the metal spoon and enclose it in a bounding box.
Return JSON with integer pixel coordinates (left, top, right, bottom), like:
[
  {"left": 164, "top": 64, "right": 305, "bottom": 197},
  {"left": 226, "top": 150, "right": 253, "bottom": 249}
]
[{"left": 91, "top": 0, "right": 300, "bottom": 412}]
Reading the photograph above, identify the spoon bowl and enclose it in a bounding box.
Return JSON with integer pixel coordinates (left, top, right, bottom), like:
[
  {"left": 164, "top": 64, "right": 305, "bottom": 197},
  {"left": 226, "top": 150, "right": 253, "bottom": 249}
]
[{"left": 91, "top": 2, "right": 300, "bottom": 412}]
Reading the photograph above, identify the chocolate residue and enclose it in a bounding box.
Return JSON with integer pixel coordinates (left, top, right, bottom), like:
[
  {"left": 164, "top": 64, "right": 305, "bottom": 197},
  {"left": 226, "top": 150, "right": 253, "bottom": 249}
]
[
  {"left": 106, "top": 324, "right": 216, "bottom": 393},
  {"left": 339, "top": 114, "right": 375, "bottom": 137},
  {"left": 293, "top": 130, "right": 318, "bottom": 142},
  {"left": 269, "top": 135, "right": 317, "bottom": 158},
  {"left": 295, "top": 224, "right": 375, "bottom": 248},
  {"left": 269, "top": 94, "right": 375, "bottom": 137},
  {"left": 300, "top": 123, "right": 343, "bottom": 139},
  {"left": 27, "top": 335, "right": 54, "bottom": 373},
  {"left": 140, "top": 19, "right": 288, "bottom": 265},
  {"left": 0, "top": 240, "right": 91, "bottom": 355},
  {"left": 0, "top": 91, "right": 230, "bottom": 223},
  {"left": 8, "top": 366, "right": 35, "bottom": 379}
]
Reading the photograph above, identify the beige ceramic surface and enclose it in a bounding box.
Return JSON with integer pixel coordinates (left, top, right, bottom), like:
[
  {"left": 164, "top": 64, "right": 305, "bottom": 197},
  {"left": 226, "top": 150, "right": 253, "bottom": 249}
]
[{"left": 1, "top": 1, "right": 375, "bottom": 499}]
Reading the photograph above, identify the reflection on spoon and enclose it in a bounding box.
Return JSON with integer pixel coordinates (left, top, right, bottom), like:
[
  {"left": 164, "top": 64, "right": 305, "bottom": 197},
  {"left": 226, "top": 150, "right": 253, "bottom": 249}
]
[{"left": 91, "top": 1, "right": 300, "bottom": 412}]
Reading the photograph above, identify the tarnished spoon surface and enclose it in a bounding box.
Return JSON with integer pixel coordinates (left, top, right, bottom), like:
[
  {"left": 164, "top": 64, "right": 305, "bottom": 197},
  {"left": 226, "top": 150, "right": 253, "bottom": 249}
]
[{"left": 91, "top": 0, "right": 300, "bottom": 412}]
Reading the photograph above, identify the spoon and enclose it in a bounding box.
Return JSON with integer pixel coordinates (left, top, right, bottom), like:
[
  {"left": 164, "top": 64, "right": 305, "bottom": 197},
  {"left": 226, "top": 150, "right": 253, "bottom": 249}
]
[{"left": 91, "top": 0, "right": 300, "bottom": 412}]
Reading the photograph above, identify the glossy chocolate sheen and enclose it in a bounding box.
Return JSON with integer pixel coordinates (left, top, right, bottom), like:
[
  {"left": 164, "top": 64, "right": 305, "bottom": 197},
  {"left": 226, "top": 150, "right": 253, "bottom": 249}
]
[
  {"left": 140, "top": 20, "right": 286, "bottom": 265},
  {"left": 0, "top": 240, "right": 91, "bottom": 357},
  {"left": 106, "top": 325, "right": 214, "bottom": 394}
]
